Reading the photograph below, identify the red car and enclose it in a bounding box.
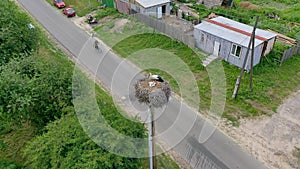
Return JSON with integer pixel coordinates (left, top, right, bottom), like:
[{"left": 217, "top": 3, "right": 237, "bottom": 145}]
[
  {"left": 53, "top": 0, "right": 65, "bottom": 8},
  {"left": 62, "top": 7, "right": 76, "bottom": 17}
]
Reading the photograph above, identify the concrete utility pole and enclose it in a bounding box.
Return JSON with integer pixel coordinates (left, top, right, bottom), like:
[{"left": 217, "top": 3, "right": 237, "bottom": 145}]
[
  {"left": 135, "top": 74, "right": 171, "bottom": 169},
  {"left": 249, "top": 17, "right": 258, "bottom": 90},
  {"left": 232, "top": 16, "right": 259, "bottom": 98}
]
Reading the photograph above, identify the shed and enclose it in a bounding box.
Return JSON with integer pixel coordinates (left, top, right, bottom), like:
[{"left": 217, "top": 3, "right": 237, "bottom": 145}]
[
  {"left": 130, "top": 0, "right": 171, "bottom": 19},
  {"left": 194, "top": 16, "right": 277, "bottom": 70}
]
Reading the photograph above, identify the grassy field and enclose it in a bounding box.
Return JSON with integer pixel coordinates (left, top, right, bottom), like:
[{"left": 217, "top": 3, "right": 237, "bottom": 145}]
[
  {"left": 45, "top": 0, "right": 102, "bottom": 16},
  {"left": 95, "top": 15, "right": 300, "bottom": 125}
]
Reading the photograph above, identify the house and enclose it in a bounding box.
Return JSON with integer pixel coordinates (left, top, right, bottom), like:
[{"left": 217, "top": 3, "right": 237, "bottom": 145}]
[
  {"left": 194, "top": 16, "right": 277, "bottom": 70},
  {"left": 130, "top": 0, "right": 171, "bottom": 19}
]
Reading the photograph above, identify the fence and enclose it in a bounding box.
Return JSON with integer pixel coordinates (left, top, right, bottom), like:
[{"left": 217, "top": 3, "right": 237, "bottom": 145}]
[
  {"left": 132, "top": 13, "right": 195, "bottom": 48},
  {"left": 281, "top": 42, "right": 300, "bottom": 64}
]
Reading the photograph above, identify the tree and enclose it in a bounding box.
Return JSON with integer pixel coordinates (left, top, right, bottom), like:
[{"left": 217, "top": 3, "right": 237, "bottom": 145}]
[{"left": 0, "top": 55, "right": 73, "bottom": 128}]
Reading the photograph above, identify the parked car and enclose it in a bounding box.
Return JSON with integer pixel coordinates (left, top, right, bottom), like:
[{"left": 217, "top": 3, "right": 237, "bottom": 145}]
[
  {"left": 53, "top": 0, "right": 65, "bottom": 8},
  {"left": 62, "top": 7, "right": 76, "bottom": 17}
]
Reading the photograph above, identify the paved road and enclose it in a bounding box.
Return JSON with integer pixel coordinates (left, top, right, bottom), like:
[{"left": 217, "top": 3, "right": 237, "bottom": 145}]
[{"left": 18, "top": 0, "right": 268, "bottom": 168}]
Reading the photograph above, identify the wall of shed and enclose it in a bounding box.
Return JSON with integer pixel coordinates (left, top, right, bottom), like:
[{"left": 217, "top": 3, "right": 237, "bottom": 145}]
[
  {"left": 194, "top": 28, "right": 264, "bottom": 70},
  {"left": 263, "top": 37, "right": 276, "bottom": 56},
  {"left": 130, "top": 3, "right": 170, "bottom": 18}
]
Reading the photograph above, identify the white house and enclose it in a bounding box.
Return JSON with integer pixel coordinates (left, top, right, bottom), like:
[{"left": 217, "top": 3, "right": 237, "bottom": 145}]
[
  {"left": 194, "top": 16, "right": 277, "bottom": 70},
  {"left": 130, "top": 0, "right": 171, "bottom": 19}
]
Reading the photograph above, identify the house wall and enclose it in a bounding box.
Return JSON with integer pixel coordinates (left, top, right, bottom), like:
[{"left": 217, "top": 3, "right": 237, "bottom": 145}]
[
  {"left": 130, "top": 3, "right": 170, "bottom": 18},
  {"left": 194, "top": 28, "right": 264, "bottom": 70},
  {"left": 263, "top": 37, "right": 276, "bottom": 56}
]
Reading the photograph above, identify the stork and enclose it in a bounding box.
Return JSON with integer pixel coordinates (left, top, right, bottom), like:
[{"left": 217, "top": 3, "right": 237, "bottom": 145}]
[{"left": 148, "top": 73, "right": 164, "bottom": 82}]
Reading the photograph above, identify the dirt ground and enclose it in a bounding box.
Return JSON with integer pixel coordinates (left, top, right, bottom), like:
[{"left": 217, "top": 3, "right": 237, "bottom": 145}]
[
  {"left": 72, "top": 14, "right": 300, "bottom": 169},
  {"left": 218, "top": 90, "right": 300, "bottom": 169}
]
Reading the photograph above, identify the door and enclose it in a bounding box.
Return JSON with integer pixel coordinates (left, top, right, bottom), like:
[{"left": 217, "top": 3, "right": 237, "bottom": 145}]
[
  {"left": 157, "top": 6, "right": 162, "bottom": 19},
  {"left": 213, "top": 41, "right": 220, "bottom": 56}
]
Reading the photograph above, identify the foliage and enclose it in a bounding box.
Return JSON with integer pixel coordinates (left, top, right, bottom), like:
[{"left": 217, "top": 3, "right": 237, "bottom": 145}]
[
  {"left": 0, "top": 158, "right": 23, "bottom": 169},
  {"left": 282, "top": 4, "right": 300, "bottom": 22},
  {"left": 95, "top": 7, "right": 121, "bottom": 19},
  {"left": 0, "top": 122, "right": 35, "bottom": 166},
  {"left": 296, "top": 147, "right": 300, "bottom": 159},
  {"left": 0, "top": 0, "right": 39, "bottom": 65},
  {"left": 23, "top": 113, "right": 144, "bottom": 169},
  {"left": 0, "top": 54, "right": 74, "bottom": 128},
  {"left": 190, "top": 1, "right": 300, "bottom": 39}
]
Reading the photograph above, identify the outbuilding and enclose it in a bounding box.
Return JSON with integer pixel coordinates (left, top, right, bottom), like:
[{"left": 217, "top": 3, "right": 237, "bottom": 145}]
[
  {"left": 194, "top": 16, "right": 277, "bottom": 70},
  {"left": 130, "top": 0, "right": 171, "bottom": 19}
]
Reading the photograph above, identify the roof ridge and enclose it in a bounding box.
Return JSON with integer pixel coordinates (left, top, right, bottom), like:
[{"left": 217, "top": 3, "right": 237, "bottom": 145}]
[{"left": 204, "top": 18, "right": 268, "bottom": 41}]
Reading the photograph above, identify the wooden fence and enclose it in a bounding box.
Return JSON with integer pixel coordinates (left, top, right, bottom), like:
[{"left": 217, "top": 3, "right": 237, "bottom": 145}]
[
  {"left": 281, "top": 42, "right": 300, "bottom": 64},
  {"left": 132, "top": 13, "right": 195, "bottom": 48}
]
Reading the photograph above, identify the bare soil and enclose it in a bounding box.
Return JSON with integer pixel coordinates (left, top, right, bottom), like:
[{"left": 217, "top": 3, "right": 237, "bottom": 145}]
[{"left": 218, "top": 90, "right": 300, "bottom": 169}]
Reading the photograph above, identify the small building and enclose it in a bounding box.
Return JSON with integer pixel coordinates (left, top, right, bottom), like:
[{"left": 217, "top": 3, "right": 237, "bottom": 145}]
[
  {"left": 130, "top": 0, "right": 171, "bottom": 19},
  {"left": 194, "top": 16, "right": 277, "bottom": 70}
]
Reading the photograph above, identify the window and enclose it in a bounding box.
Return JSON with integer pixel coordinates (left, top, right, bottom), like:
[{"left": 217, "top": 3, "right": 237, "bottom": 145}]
[
  {"left": 136, "top": 6, "right": 140, "bottom": 13},
  {"left": 200, "top": 33, "right": 205, "bottom": 42},
  {"left": 231, "top": 44, "right": 242, "bottom": 58}
]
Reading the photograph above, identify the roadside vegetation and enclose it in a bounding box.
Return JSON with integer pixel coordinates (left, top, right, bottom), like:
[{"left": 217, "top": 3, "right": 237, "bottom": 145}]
[
  {"left": 296, "top": 147, "right": 300, "bottom": 165},
  {"left": 1, "top": 1, "right": 179, "bottom": 168}
]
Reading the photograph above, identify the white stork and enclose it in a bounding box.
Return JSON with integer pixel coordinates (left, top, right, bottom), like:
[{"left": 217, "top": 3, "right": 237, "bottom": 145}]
[{"left": 148, "top": 73, "right": 164, "bottom": 82}]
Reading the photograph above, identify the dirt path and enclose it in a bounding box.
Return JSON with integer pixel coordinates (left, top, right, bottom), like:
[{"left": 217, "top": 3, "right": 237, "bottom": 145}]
[{"left": 219, "top": 90, "right": 300, "bottom": 169}]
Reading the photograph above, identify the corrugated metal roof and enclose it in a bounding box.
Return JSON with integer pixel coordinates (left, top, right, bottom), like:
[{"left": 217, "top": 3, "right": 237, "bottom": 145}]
[
  {"left": 194, "top": 16, "right": 277, "bottom": 48},
  {"left": 136, "top": 0, "right": 170, "bottom": 8}
]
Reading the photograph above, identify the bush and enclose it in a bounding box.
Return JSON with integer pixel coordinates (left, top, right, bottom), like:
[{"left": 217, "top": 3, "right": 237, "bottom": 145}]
[
  {"left": 23, "top": 113, "right": 145, "bottom": 169},
  {"left": 0, "top": 55, "right": 73, "bottom": 128},
  {"left": 0, "top": 0, "right": 40, "bottom": 65}
]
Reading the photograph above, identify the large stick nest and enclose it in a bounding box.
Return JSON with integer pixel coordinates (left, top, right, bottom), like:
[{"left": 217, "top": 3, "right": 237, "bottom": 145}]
[{"left": 134, "top": 78, "right": 171, "bottom": 108}]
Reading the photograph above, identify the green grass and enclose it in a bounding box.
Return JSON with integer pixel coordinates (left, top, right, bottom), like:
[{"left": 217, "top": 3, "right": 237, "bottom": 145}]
[
  {"left": 156, "top": 153, "right": 181, "bottom": 169},
  {"left": 190, "top": 1, "right": 300, "bottom": 39},
  {"left": 96, "top": 16, "right": 300, "bottom": 125},
  {"left": 295, "top": 147, "right": 300, "bottom": 165},
  {"left": 94, "top": 7, "right": 121, "bottom": 19},
  {"left": 46, "top": 0, "right": 101, "bottom": 16},
  {"left": 0, "top": 122, "right": 35, "bottom": 167}
]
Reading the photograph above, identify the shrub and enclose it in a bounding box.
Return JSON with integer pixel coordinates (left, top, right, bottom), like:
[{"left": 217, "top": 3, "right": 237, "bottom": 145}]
[{"left": 0, "top": 0, "right": 39, "bottom": 64}]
